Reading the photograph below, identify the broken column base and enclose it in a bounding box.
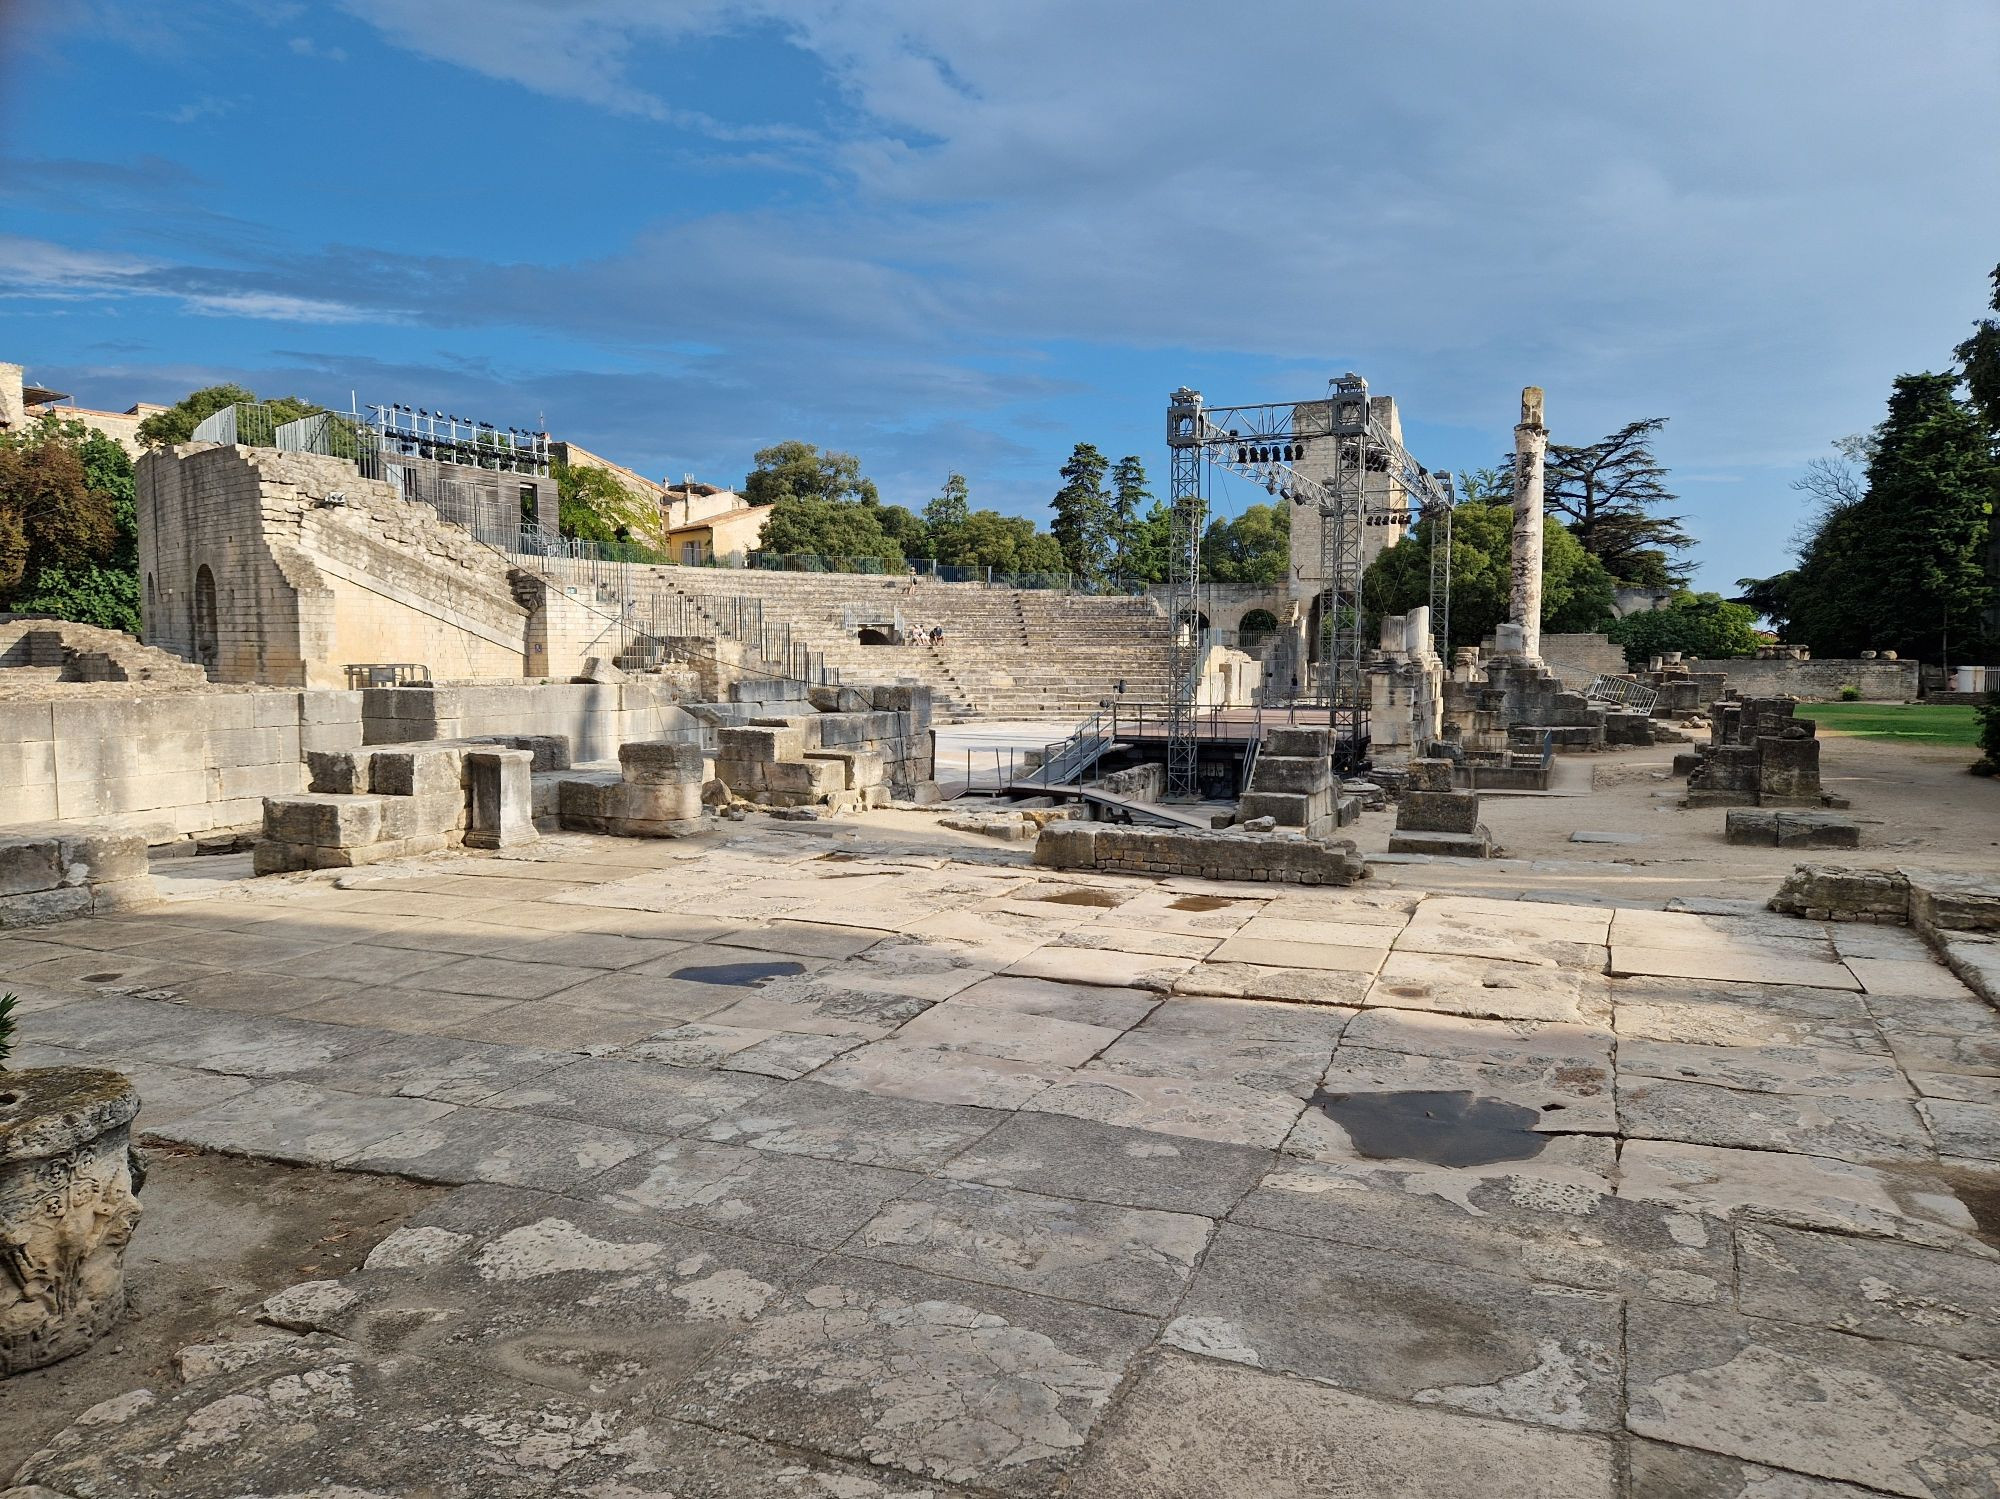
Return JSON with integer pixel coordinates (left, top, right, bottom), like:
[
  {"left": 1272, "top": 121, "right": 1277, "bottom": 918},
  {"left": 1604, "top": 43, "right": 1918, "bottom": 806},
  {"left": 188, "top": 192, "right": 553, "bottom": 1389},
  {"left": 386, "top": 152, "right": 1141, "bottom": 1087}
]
[
  {"left": 1386, "top": 827, "right": 1497, "bottom": 858},
  {"left": 1034, "top": 823, "right": 1366, "bottom": 886}
]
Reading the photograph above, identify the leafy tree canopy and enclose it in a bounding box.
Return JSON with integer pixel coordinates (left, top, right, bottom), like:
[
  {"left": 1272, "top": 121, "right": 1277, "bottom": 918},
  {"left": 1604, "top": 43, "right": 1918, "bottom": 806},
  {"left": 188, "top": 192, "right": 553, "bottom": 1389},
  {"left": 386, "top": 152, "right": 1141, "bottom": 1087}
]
[
  {"left": 0, "top": 414, "right": 139, "bottom": 633},
  {"left": 1362, "top": 500, "right": 1615, "bottom": 652},
  {"left": 757, "top": 495, "right": 903, "bottom": 568},
  {"left": 923, "top": 473, "right": 971, "bottom": 561},
  {"left": 1604, "top": 591, "right": 1761, "bottom": 669},
  {"left": 742, "top": 440, "right": 879, "bottom": 511},
  {"left": 1956, "top": 261, "right": 2000, "bottom": 433},
  {"left": 1200, "top": 503, "right": 1290, "bottom": 585},
  {"left": 1504, "top": 418, "right": 1693, "bottom": 588},
  {"left": 1784, "top": 372, "right": 1993, "bottom": 662},
  {"left": 552, "top": 461, "right": 657, "bottom": 548},
  {"left": 136, "top": 383, "right": 323, "bottom": 448}
]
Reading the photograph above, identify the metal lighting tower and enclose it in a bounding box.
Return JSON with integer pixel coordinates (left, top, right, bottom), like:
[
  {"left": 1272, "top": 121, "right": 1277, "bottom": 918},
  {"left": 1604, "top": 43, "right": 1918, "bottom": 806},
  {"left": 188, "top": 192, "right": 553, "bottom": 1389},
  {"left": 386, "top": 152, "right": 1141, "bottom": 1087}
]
[
  {"left": 1161, "top": 376, "right": 1455, "bottom": 785},
  {"left": 1164, "top": 388, "right": 1208, "bottom": 800}
]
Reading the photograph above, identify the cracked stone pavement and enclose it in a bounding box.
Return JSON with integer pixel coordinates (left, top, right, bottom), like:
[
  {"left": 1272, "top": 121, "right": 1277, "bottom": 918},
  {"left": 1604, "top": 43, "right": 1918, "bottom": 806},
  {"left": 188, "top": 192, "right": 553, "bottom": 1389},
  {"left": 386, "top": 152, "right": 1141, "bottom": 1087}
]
[{"left": 4, "top": 820, "right": 1999, "bottom": 1497}]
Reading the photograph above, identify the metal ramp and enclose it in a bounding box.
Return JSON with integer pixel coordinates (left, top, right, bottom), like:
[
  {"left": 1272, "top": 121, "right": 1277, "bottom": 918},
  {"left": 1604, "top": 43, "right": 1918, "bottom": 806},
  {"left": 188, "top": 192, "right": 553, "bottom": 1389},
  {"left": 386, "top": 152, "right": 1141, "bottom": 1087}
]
[
  {"left": 1000, "top": 782, "right": 1216, "bottom": 829},
  {"left": 1010, "top": 710, "right": 1114, "bottom": 789}
]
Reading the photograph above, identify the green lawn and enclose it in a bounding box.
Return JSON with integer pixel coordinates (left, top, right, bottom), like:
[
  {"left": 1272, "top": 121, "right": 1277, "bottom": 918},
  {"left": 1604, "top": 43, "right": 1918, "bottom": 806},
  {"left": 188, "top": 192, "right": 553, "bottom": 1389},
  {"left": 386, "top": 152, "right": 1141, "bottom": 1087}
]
[{"left": 1802, "top": 701, "right": 1982, "bottom": 748}]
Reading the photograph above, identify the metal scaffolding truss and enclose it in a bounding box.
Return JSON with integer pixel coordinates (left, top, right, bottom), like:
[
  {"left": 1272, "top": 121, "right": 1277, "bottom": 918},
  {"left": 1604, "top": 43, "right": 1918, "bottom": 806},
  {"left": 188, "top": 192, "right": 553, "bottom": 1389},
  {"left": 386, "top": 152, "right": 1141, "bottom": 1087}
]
[{"left": 1164, "top": 376, "right": 1455, "bottom": 794}]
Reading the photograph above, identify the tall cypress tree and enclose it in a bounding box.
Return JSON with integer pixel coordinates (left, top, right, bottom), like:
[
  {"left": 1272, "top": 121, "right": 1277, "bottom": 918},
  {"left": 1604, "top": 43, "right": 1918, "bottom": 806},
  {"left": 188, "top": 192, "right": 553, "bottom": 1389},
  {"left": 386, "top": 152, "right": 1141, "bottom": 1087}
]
[{"left": 1050, "top": 443, "right": 1113, "bottom": 581}]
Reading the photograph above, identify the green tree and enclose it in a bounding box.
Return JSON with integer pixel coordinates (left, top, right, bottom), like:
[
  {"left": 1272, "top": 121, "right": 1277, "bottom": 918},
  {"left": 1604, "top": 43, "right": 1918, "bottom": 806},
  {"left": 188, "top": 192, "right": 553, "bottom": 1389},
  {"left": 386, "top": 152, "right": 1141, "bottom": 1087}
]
[
  {"left": 552, "top": 461, "right": 654, "bottom": 548},
  {"left": 1538, "top": 418, "right": 1694, "bottom": 587},
  {"left": 948, "top": 509, "right": 1065, "bottom": 575},
  {"left": 1362, "top": 500, "right": 1615, "bottom": 652},
  {"left": 135, "top": 383, "right": 322, "bottom": 448},
  {"left": 873, "top": 502, "right": 931, "bottom": 560},
  {"left": 742, "top": 440, "right": 879, "bottom": 510},
  {"left": 1604, "top": 592, "right": 1762, "bottom": 669},
  {"left": 1118, "top": 498, "right": 1176, "bottom": 584},
  {"left": 0, "top": 415, "right": 138, "bottom": 633},
  {"left": 757, "top": 496, "right": 903, "bottom": 568},
  {"left": 1199, "top": 503, "right": 1290, "bottom": 585},
  {"left": 1049, "top": 443, "right": 1112, "bottom": 581},
  {"left": 924, "top": 473, "right": 971, "bottom": 563},
  {"left": 1786, "top": 373, "right": 1993, "bottom": 662},
  {"left": 1109, "top": 455, "right": 1151, "bottom": 578},
  {"left": 1731, "top": 570, "right": 1797, "bottom": 635},
  {"left": 1957, "top": 261, "right": 2000, "bottom": 433}
]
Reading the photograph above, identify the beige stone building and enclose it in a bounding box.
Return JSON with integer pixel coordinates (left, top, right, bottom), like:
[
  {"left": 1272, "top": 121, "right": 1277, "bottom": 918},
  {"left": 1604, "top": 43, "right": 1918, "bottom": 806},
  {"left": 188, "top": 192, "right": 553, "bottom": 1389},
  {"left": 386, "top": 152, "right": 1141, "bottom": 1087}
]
[
  {"left": 662, "top": 480, "right": 770, "bottom": 564},
  {"left": 0, "top": 360, "right": 166, "bottom": 457}
]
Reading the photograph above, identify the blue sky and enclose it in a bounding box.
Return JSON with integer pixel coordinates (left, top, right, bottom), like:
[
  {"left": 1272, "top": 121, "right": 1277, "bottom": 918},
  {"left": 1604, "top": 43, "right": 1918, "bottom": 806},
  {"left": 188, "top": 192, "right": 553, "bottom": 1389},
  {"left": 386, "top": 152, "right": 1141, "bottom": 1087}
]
[{"left": 3, "top": 1, "right": 1996, "bottom": 591}]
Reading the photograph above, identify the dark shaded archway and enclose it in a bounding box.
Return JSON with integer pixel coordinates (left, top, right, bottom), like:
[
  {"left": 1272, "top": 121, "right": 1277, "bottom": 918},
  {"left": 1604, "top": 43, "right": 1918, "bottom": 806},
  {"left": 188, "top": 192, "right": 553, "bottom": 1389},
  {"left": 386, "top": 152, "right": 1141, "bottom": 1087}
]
[{"left": 193, "top": 564, "right": 219, "bottom": 676}]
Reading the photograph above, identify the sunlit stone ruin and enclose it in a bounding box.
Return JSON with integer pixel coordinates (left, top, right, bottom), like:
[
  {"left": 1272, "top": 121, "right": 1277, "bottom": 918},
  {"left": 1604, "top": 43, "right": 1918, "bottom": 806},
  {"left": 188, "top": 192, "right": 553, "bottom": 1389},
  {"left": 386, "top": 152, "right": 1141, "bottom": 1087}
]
[{"left": 2, "top": 378, "right": 1996, "bottom": 1499}]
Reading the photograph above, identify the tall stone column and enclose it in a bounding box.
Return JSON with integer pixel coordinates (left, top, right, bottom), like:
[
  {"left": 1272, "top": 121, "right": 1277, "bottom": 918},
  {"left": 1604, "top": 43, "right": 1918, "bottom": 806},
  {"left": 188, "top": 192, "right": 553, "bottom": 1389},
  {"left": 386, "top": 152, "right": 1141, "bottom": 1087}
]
[{"left": 1510, "top": 386, "right": 1547, "bottom": 663}]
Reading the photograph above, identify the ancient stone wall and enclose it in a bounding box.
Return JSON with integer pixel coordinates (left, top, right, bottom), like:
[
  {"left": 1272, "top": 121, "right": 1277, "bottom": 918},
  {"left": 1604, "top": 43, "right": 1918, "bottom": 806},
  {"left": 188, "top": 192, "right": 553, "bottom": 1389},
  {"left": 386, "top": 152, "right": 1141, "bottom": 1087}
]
[
  {"left": 1034, "top": 821, "right": 1366, "bottom": 885},
  {"left": 138, "top": 445, "right": 530, "bottom": 687},
  {"left": 1685, "top": 656, "right": 1919, "bottom": 702},
  {"left": 359, "top": 681, "right": 694, "bottom": 763},
  {"left": 0, "top": 689, "right": 358, "bottom": 834},
  {"left": 1540, "top": 633, "right": 1630, "bottom": 690}
]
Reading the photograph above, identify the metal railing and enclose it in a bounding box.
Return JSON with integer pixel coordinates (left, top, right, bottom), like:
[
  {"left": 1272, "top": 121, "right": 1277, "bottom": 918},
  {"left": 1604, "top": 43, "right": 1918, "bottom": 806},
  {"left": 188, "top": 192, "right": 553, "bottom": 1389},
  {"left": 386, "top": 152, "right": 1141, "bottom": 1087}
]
[{"left": 1585, "top": 674, "right": 1660, "bottom": 713}]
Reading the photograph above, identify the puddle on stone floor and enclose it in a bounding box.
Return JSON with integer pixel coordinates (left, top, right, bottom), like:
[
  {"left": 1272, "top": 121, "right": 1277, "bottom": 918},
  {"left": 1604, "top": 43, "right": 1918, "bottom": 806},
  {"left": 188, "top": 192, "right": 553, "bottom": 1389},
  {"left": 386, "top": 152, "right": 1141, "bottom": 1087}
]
[
  {"left": 80, "top": 972, "right": 125, "bottom": 983},
  {"left": 1037, "top": 889, "right": 1126, "bottom": 908},
  {"left": 670, "top": 960, "right": 806, "bottom": 988},
  {"left": 1167, "top": 897, "right": 1236, "bottom": 912},
  {"left": 1309, "top": 1089, "right": 1551, "bottom": 1168}
]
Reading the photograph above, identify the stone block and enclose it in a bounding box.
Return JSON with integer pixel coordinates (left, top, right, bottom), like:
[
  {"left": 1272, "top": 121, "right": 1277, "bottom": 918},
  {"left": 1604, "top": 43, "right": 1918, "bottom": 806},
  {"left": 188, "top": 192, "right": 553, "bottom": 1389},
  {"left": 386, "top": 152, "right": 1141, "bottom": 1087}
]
[
  {"left": 1671, "top": 752, "right": 1702, "bottom": 777},
  {"left": 306, "top": 749, "right": 376, "bottom": 795},
  {"left": 464, "top": 748, "right": 537, "bottom": 850},
  {"left": 1239, "top": 791, "right": 1316, "bottom": 826},
  {"left": 575, "top": 655, "right": 626, "bottom": 684},
  {"left": 1905, "top": 869, "right": 2000, "bottom": 933},
  {"left": 618, "top": 739, "right": 704, "bottom": 786},
  {"left": 1386, "top": 828, "right": 1496, "bottom": 858},
  {"left": 1248, "top": 756, "right": 1333, "bottom": 795},
  {"left": 217, "top": 761, "right": 306, "bottom": 801},
  {"left": 765, "top": 759, "right": 845, "bottom": 797},
  {"left": 1724, "top": 809, "right": 1780, "bottom": 846},
  {"left": 55, "top": 828, "right": 148, "bottom": 885},
  {"left": 1033, "top": 822, "right": 1103, "bottom": 869},
  {"left": 370, "top": 746, "right": 466, "bottom": 800},
  {"left": 716, "top": 724, "right": 804, "bottom": 764},
  {"left": 1758, "top": 735, "right": 1822, "bottom": 801},
  {"left": 1261, "top": 727, "right": 1330, "bottom": 759},
  {"left": 262, "top": 794, "right": 384, "bottom": 849},
  {"left": 1768, "top": 864, "right": 1910, "bottom": 923},
  {"left": 0, "top": 835, "right": 63, "bottom": 897},
  {"left": 713, "top": 758, "right": 766, "bottom": 794},
  {"left": 805, "top": 749, "right": 884, "bottom": 790},
  {"left": 1397, "top": 790, "right": 1481, "bottom": 835},
  {"left": 1405, "top": 758, "right": 1455, "bottom": 793},
  {"left": 0, "top": 885, "right": 94, "bottom": 926},
  {"left": 89, "top": 876, "right": 159, "bottom": 914},
  {"left": 1775, "top": 812, "right": 1859, "bottom": 849}
]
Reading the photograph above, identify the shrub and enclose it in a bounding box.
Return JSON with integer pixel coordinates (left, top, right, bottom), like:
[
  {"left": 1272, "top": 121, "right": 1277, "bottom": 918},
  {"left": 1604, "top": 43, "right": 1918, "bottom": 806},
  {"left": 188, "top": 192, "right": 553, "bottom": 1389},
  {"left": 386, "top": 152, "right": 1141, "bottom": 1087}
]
[
  {"left": 1973, "top": 690, "right": 2000, "bottom": 777},
  {"left": 1839, "top": 684, "right": 1862, "bottom": 701},
  {"left": 0, "top": 992, "right": 16, "bottom": 1068}
]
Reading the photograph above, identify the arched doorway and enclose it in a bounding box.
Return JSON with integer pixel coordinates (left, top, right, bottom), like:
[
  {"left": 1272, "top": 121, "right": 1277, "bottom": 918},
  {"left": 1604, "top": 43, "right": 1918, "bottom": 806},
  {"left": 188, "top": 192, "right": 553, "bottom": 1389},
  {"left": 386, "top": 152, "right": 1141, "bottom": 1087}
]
[
  {"left": 193, "top": 565, "right": 219, "bottom": 677},
  {"left": 857, "top": 627, "right": 893, "bottom": 646},
  {"left": 1238, "top": 607, "right": 1279, "bottom": 649}
]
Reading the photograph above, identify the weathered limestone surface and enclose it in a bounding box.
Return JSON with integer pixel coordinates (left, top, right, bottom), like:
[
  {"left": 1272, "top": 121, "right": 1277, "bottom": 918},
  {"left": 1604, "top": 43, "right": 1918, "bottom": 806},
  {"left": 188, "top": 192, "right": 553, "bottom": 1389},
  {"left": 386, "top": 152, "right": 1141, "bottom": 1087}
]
[
  {"left": 0, "top": 826, "right": 155, "bottom": 928},
  {"left": 1034, "top": 822, "right": 1366, "bottom": 885},
  {"left": 1509, "top": 386, "right": 1548, "bottom": 664},
  {"left": 0, "top": 1067, "right": 142, "bottom": 1373}
]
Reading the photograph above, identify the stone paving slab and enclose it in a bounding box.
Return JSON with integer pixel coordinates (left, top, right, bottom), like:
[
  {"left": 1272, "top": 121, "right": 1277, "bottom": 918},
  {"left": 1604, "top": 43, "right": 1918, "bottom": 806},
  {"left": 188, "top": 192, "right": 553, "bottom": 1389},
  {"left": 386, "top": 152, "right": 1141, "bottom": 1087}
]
[
  {"left": 809, "top": 1038, "right": 1068, "bottom": 1109},
  {"left": 851, "top": 1178, "right": 1213, "bottom": 1314},
  {"left": 711, "top": 919, "right": 894, "bottom": 959},
  {"left": 1609, "top": 943, "right": 1863, "bottom": 991},
  {"left": 1026, "top": 1069, "right": 1307, "bottom": 1149},
  {"left": 948, "top": 972, "right": 1159, "bottom": 1030},
  {"left": 1735, "top": 1217, "right": 2000, "bottom": 1356},
  {"left": 1170, "top": 959, "right": 1374, "bottom": 1005},
  {"left": 157, "top": 1080, "right": 456, "bottom": 1166},
  {"left": 9, "top": 1332, "right": 966, "bottom": 1499},
  {"left": 1617, "top": 1140, "right": 1982, "bottom": 1247},
  {"left": 264, "top": 1184, "right": 815, "bottom": 1404},
  {"left": 694, "top": 1078, "right": 1004, "bottom": 1169},
  {"left": 1236, "top": 1156, "right": 1731, "bottom": 1303},
  {"left": 1612, "top": 976, "right": 1888, "bottom": 1054},
  {"left": 388, "top": 954, "right": 595, "bottom": 1001},
  {"left": 1207, "top": 932, "right": 1387, "bottom": 973},
  {"left": 671, "top": 1254, "right": 1156, "bottom": 1495},
  {"left": 896, "top": 908, "right": 1060, "bottom": 966},
  {"left": 1624, "top": 1299, "right": 2000, "bottom": 1496},
  {"left": 888, "top": 994, "right": 1127, "bottom": 1066},
  {"left": 1284, "top": 1097, "right": 1619, "bottom": 1184},
  {"left": 1051, "top": 924, "right": 1221, "bottom": 960},
  {"left": 1628, "top": 1439, "right": 1912, "bottom": 1498},
  {"left": 481, "top": 1054, "right": 775, "bottom": 1132},
  {"left": 1004, "top": 945, "right": 1196, "bottom": 991},
  {"left": 938, "top": 1109, "right": 1271, "bottom": 1216},
  {"left": 1368, "top": 953, "right": 1612, "bottom": 1025},
  {"left": 1920, "top": 1097, "right": 2000, "bottom": 1160},
  {"left": 1238, "top": 911, "right": 1411, "bottom": 947},
  {"left": 344, "top": 1103, "right": 648, "bottom": 1188},
  {"left": 1617, "top": 1076, "right": 1935, "bottom": 1163},
  {"left": 1072, "top": 1351, "right": 1617, "bottom": 1499},
  {"left": 1165, "top": 1222, "right": 1624, "bottom": 1431},
  {"left": 622, "top": 1022, "right": 869, "bottom": 1078},
  {"left": 1617, "top": 1038, "right": 1913, "bottom": 1099},
  {"left": 598, "top": 1137, "right": 922, "bottom": 1249},
  {"left": 280, "top": 1033, "right": 570, "bottom": 1103},
  {"left": 11, "top": 1043, "right": 257, "bottom": 1128}
]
